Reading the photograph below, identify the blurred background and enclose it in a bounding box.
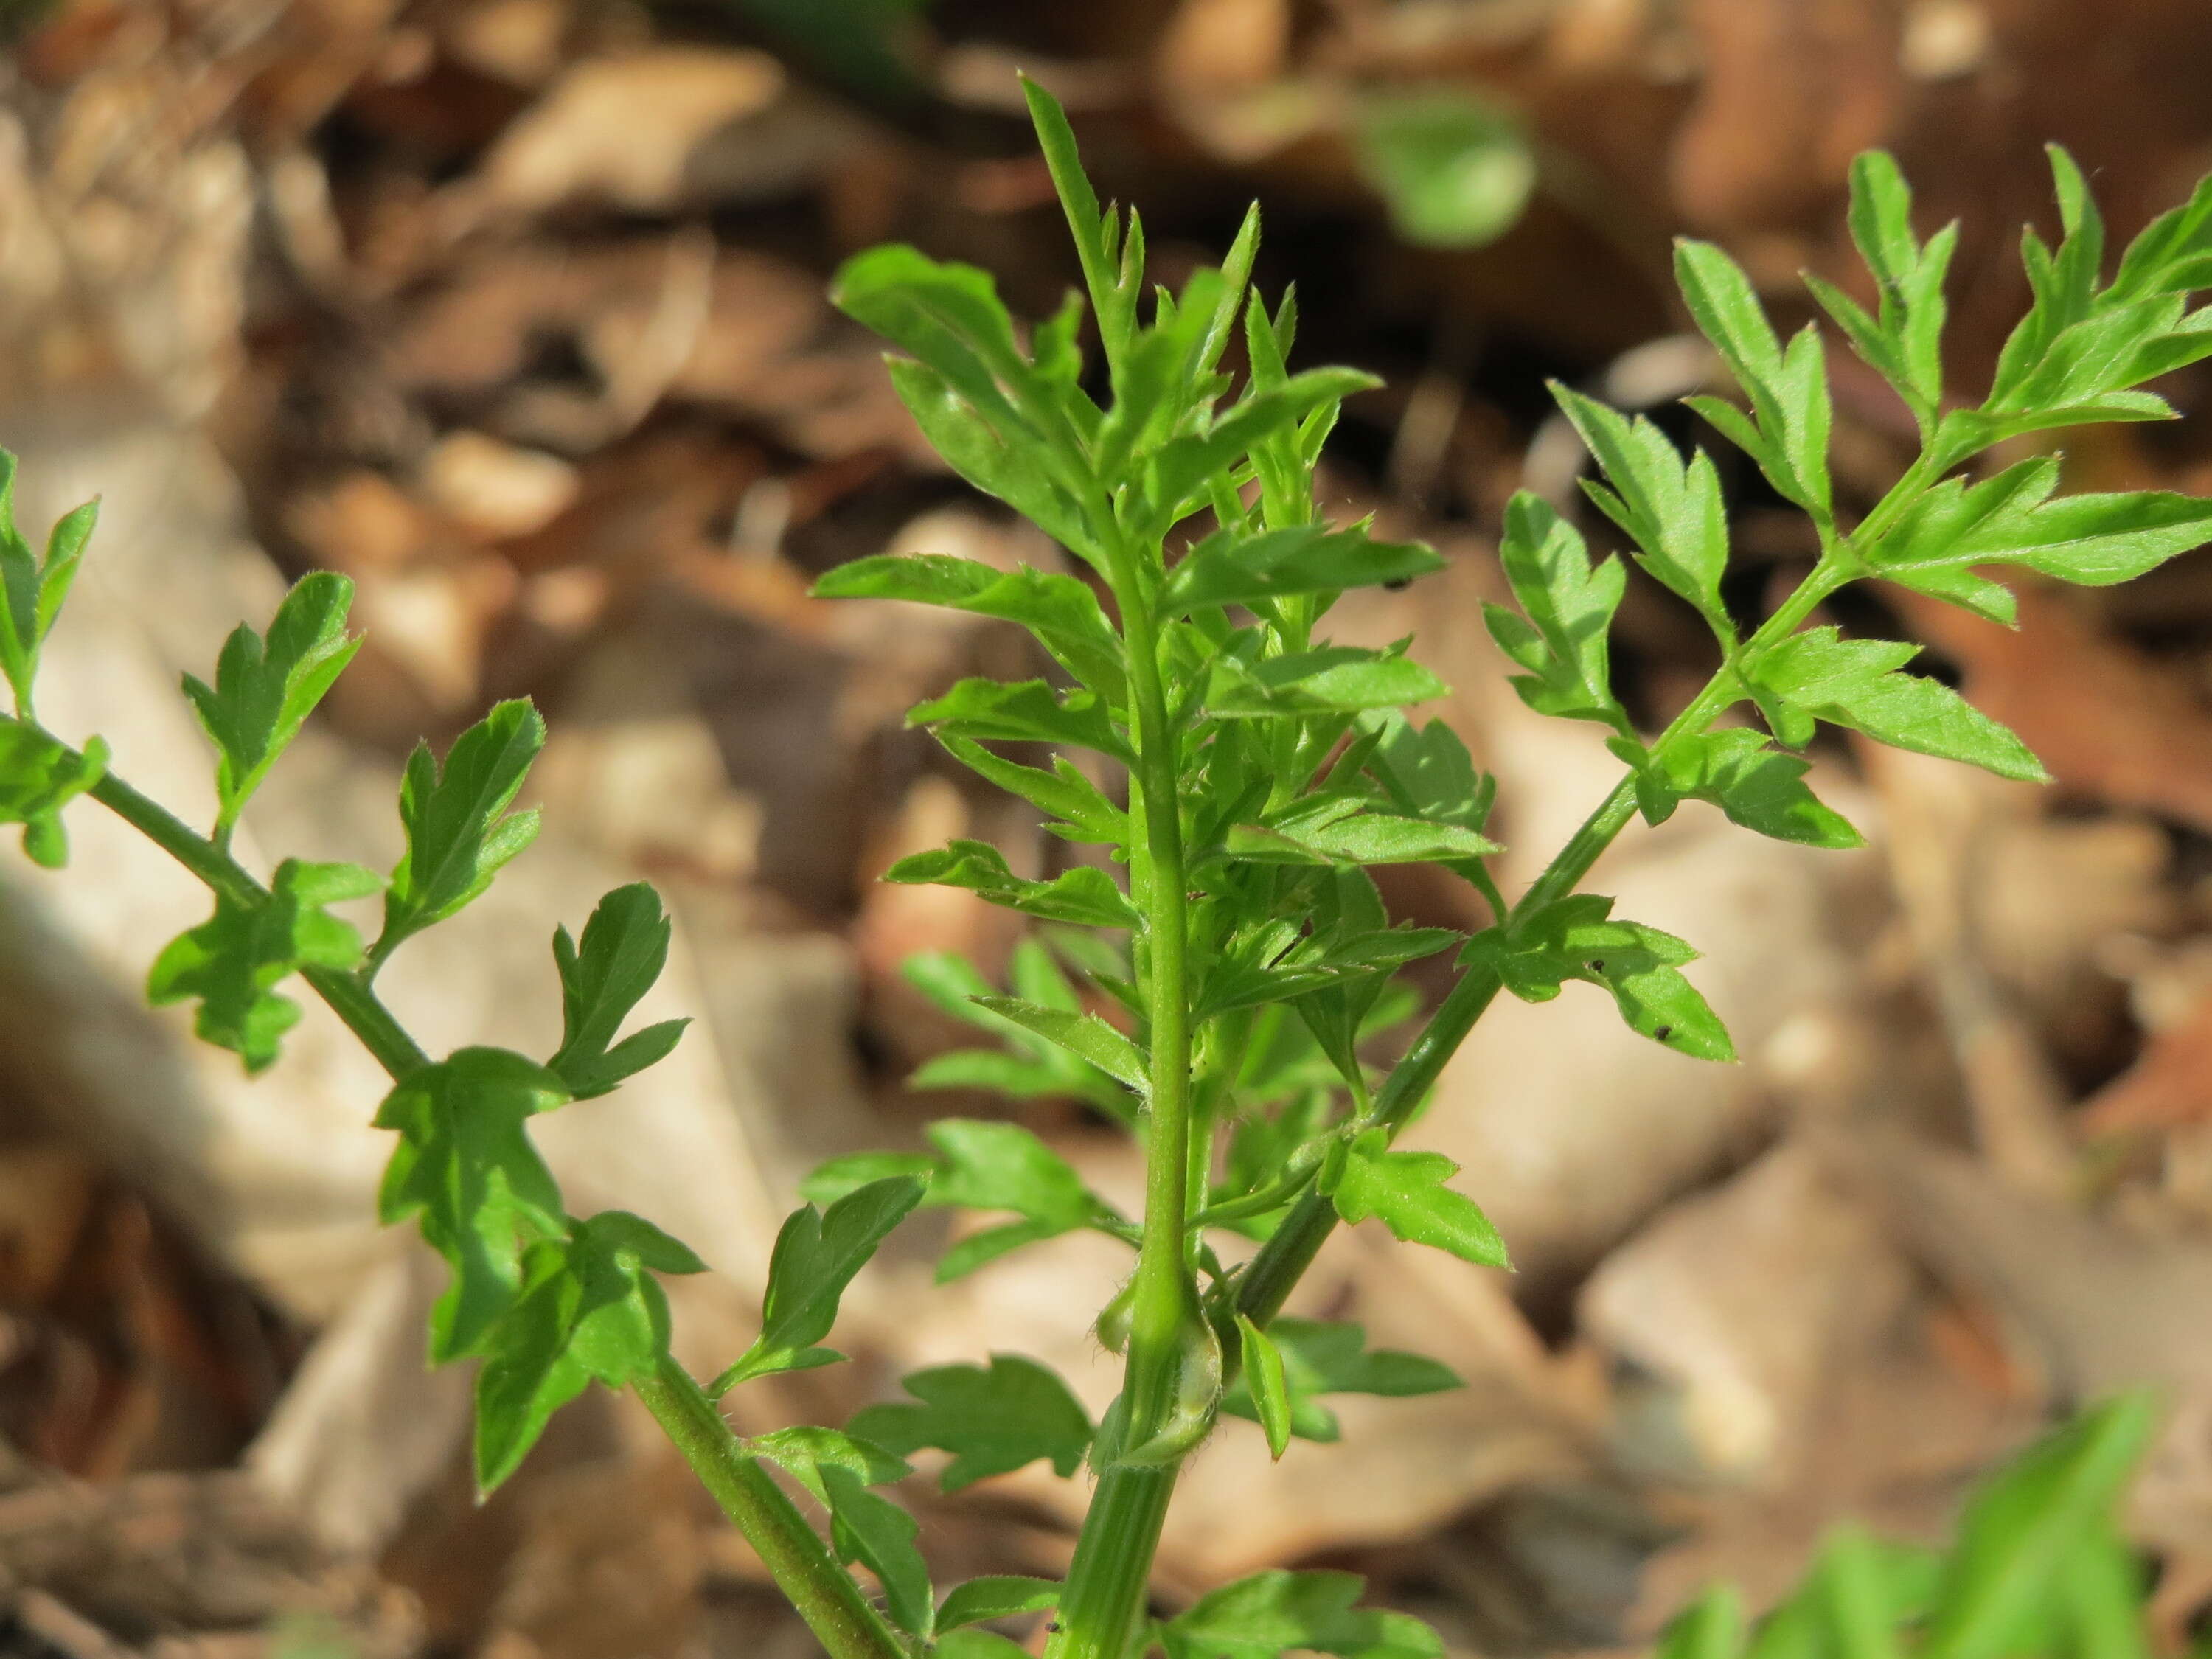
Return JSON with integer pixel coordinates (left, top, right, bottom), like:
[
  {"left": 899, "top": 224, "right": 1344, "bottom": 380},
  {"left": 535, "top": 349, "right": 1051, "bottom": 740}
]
[{"left": 6, "top": 0, "right": 2212, "bottom": 1655}]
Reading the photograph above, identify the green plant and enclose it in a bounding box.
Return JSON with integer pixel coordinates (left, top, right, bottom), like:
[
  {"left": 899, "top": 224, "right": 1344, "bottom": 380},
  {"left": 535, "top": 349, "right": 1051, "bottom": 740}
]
[
  {"left": 3, "top": 81, "right": 2211, "bottom": 1659},
  {"left": 1659, "top": 1395, "right": 2168, "bottom": 1659}
]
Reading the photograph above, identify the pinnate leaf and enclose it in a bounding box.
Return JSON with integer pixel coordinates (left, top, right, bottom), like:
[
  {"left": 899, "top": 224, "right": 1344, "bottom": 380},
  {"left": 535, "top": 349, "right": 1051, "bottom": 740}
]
[
  {"left": 374, "top": 1047, "right": 572, "bottom": 1362},
  {"left": 0, "top": 722, "right": 106, "bottom": 868},
  {"left": 181, "top": 572, "right": 361, "bottom": 830},
  {"left": 147, "top": 858, "right": 383, "bottom": 1073},
  {"left": 1158, "top": 1569, "right": 1445, "bottom": 1659},
  {"left": 1206, "top": 646, "right": 1446, "bottom": 719},
  {"left": 1324, "top": 1129, "right": 1509, "bottom": 1269},
  {"left": 1673, "top": 240, "right": 1833, "bottom": 520},
  {"left": 712, "top": 1176, "right": 925, "bottom": 1393},
  {"left": 1750, "top": 627, "right": 2045, "bottom": 782},
  {"left": 473, "top": 1209, "right": 704, "bottom": 1491},
  {"left": 378, "top": 700, "right": 545, "bottom": 964},
  {"left": 884, "top": 841, "right": 1138, "bottom": 929},
  {"left": 851, "top": 1353, "right": 1093, "bottom": 1492},
  {"left": 548, "top": 883, "right": 688, "bottom": 1099}
]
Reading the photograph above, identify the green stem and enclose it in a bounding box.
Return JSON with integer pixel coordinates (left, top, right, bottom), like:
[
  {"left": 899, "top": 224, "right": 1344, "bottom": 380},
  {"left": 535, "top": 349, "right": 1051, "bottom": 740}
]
[
  {"left": 634, "top": 1360, "right": 911, "bottom": 1659},
  {"left": 72, "top": 750, "right": 903, "bottom": 1659},
  {"left": 1051, "top": 557, "right": 1202, "bottom": 1659}
]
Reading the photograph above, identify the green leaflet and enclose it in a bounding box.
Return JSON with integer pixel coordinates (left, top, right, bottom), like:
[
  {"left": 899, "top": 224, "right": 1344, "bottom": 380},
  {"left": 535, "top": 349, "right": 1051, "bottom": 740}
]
[
  {"left": 147, "top": 858, "right": 383, "bottom": 1074},
  {"left": 937, "top": 1577, "right": 1061, "bottom": 1632},
  {"left": 813, "top": 554, "right": 1126, "bottom": 703},
  {"left": 1482, "top": 492, "right": 1627, "bottom": 728},
  {"left": 373, "top": 1047, "right": 573, "bottom": 1363},
  {"left": 1867, "top": 456, "right": 2212, "bottom": 625},
  {"left": 892, "top": 946, "right": 1135, "bottom": 1121},
  {"left": 851, "top": 1353, "right": 1093, "bottom": 1492},
  {"left": 1321, "top": 1128, "right": 1509, "bottom": 1269},
  {"left": 548, "top": 883, "right": 689, "bottom": 1099},
  {"left": 711, "top": 1176, "right": 925, "bottom": 1394},
  {"left": 885, "top": 361, "right": 1093, "bottom": 557},
  {"left": 1155, "top": 1570, "right": 1445, "bottom": 1659},
  {"left": 375, "top": 700, "right": 545, "bottom": 970},
  {"left": 1206, "top": 646, "right": 1447, "bottom": 720},
  {"left": 1352, "top": 88, "right": 1534, "bottom": 251},
  {"left": 1162, "top": 524, "right": 1444, "bottom": 613},
  {"left": 1464, "top": 893, "right": 1736, "bottom": 1061},
  {"left": 1220, "top": 1318, "right": 1461, "bottom": 1445},
  {"left": 181, "top": 571, "right": 362, "bottom": 835},
  {"left": 1358, "top": 712, "right": 1496, "bottom": 838},
  {"left": 832, "top": 245, "right": 1042, "bottom": 446},
  {"left": 884, "top": 841, "right": 1140, "bottom": 930},
  {"left": 750, "top": 1425, "right": 914, "bottom": 1505},
  {"left": 909, "top": 678, "right": 1133, "bottom": 762},
  {"left": 1750, "top": 627, "right": 2045, "bottom": 783},
  {"left": 1227, "top": 796, "right": 1498, "bottom": 867},
  {"left": 821, "top": 1464, "right": 935, "bottom": 1639},
  {"left": 0, "top": 453, "right": 95, "bottom": 720},
  {"left": 970, "top": 995, "right": 1148, "bottom": 1093},
  {"left": 1618, "top": 728, "right": 1863, "bottom": 849},
  {"left": 472, "top": 1209, "right": 705, "bottom": 1492},
  {"left": 1233, "top": 1314, "right": 1293, "bottom": 1459},
  {"left": 801, "top": 1117, "right": 1130, "bottom": 1284},
  {"left": 1674, "top": 240, "right": 1834, "bottom": 521},
  {"left": 1553, "top": 386, "right": 1731, "bottom": 634},
  {"left": 1658, "top": 1588, "right": 1746, "bottom": 1659},
  {"left": 0, "top": 721, "right": 106, "bottom": 869}
]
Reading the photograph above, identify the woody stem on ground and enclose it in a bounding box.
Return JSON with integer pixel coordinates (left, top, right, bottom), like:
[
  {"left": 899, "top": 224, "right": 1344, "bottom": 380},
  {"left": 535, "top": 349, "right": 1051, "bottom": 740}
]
[{"left": 64, "top": 741, "right": 912, "bottom": 1659}]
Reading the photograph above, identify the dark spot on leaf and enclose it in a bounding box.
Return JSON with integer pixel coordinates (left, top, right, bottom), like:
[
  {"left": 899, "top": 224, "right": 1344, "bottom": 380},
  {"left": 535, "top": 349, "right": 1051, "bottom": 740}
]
[
  {"left": 1382, "top": 577, "right": 1413, "bottom": 591},
  {"left": 1587, "top": 959, "right": 1604, "bottom": 972},
  {"left": 1655, "top": 1024, "right": 1673, "bottom": 1041}
]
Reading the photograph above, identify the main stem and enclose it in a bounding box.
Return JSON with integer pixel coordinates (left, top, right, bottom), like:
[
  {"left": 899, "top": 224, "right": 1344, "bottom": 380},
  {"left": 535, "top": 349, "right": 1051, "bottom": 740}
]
[{"left": 70, "top": 747, "right": 908, "bottom": 1659}]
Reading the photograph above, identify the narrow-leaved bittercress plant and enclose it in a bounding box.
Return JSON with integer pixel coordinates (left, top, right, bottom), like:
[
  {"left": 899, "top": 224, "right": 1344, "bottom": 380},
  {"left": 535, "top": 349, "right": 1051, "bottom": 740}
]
[{"left": 1, "top": 83, "right": 2208, "bottom": 1659}]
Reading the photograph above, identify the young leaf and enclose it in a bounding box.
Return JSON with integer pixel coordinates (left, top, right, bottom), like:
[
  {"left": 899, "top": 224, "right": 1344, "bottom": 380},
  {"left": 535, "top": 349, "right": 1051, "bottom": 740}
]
[
  {"left": 750, "top": 1425, "right": 914, "bottom": 1505},
  {"left": 937, "top": 737, "right": 1127, "bottom": 845},
  {"left": 376, "top": 700, "right": 546, "bottom": 967},
  {"left": 1463, "top": 892, "right": 1736, "bottom": 1060},
  {"left": 1234, "top": 1313, "right": 1293, "bottom": 1459},
  {"left": 970, "top": 995, "right": 1148, "bottom": 1093},
  {"left": 886, "top": 361, "right": 1093, "bottom": 558},
  {"left": 1206, "top": 647, "right": 1447, "bottom": 719},
  {"left": 1622, "top": 728, "right": 1863, "bottom": 849},
  {"left": 813, "top": 555, "right": 1125, "bottom": 703},
  {"left": 821, "top": 1465, "right": 935, "bottom": 1640},
  {"left": 147, "top": 858, "right": 383, "bottom": 1073},
  {"left": 908, "top": 678, "right": 1132, "bottom": 762},
  {"left": 712, "top": 1176, "right": 925, "bottom": 1393},
  {"left": 181, "top": 572, "right": 362, "bottom": 835},
  {"left": 937, "top": 1577, "right": 1060, "bottom": 1632},
  {"left": 548, "top": 883, "right": 689, "bottom": 1099},
  {"left": 1323, "top": 1129, "right": 1509, "bottom": 1269},
  {"left": 850, "top": 1353, "right": 1094, "bottom": 1492},
  {"left": 1750, "top": 627, "right": 2045, "bottom": 782},
  {"left": 1220, "top": 1318, "right": 1461, "bottom": 1444},
  {"left": 1482, "top": 493, "right": 1627, "bottom": 728},
  {"left": 831, "top": 246, "right": 1038, "bottom": 442},
  {"left": 0, "top": 453, "right": 97, "bottom": 718},
  {"left": 1158, "top": 1570, "right": 1445, "bottom": 1659},
  {"left": 1552, "top": 387, "right": 1731, "bottom": 633},
  {"left": 373, "top": 1047, "right": 573, "bottom": 1362},
  {"left": 1803, "top": 150, "right": 1955, "bottom": 429},
  {"left": 1163, "top": 524, "right": 1444, "bottom": 613},
  {"left": 0, "top": 722, "right": 107, "bottom": 869},
  {"left": 884, "top": 841, "right": 1140, "bottom": 930},
  {"left": 473, "top": 1209, "right": 706, "bottom": 1491}
]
